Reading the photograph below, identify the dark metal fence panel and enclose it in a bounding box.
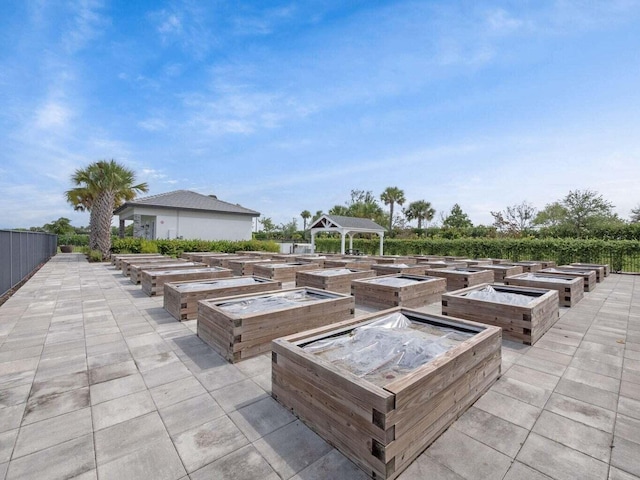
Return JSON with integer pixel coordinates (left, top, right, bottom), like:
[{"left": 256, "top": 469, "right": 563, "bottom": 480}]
[{"left": 0, "top": 230, "right": 58, "bottom": 297}]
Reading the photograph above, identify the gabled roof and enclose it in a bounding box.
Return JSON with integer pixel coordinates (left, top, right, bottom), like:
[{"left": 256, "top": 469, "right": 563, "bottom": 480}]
[
  {"left": 114, "top": 190, "right": 259, "bottom": 216},
  {"left": 309, "top": 214, "right": 386, "bottom": 232}
]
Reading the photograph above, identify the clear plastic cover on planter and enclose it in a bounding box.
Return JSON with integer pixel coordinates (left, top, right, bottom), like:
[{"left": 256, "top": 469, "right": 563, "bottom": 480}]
[
  {"left": 316, "top": 268, "right": 357, "bottom": 276},
  {"left": 464, "top": 285, "right": 533, "bottom": 306},
  {"left": 303, "top": 312, "right": 474, "bottom": 386},
  {"left": 523, "top": 273, "right": 571, "bottom": 283},
  {"left": 175, "top": 277, "right": 262, "bottom": 292},
  {"left": 218, "top": 290, "right": 323, "bottom": 314},
  {"left": 365, "top": 277, "right": 421, "bottom": 287}
]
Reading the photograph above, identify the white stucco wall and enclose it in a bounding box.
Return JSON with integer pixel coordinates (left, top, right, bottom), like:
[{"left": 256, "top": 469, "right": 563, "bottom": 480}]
[{"left": 119, "top": 207, "right": 255, "bottom": 241}]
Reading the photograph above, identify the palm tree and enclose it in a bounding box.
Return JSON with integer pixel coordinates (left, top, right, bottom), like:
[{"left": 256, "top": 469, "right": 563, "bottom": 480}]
[
  {"left": 66, "top": 160, "right": 148, "bottom": 259},
  {"left": 404, "top": 200, "right": 435, "bottom": 230},
  {"left": 300, "top": 210, "right": 311, "bottom": 230},
  {"left": 380, "top": 186, "right": 406, "bottom": 234}
]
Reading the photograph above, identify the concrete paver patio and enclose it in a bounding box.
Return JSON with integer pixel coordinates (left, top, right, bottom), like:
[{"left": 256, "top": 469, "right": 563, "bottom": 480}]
[{"left": 0, "top": 254, "right": 638, "bottom": 479}]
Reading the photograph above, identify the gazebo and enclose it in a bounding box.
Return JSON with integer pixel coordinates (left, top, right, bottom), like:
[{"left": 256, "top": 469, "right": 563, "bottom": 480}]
[{"left": 309, "top": 215, "right": 386, "bottom": 255}]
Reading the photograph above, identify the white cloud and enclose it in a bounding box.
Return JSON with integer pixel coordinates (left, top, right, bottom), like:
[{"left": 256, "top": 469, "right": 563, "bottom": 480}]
[
  {"left": 34, "top": 101, "right": 73, "bottom": 130},
  {"left": 62, "top": 0, "right": 109, "bottom": 53},
  {"left": 138, "top": 118, "right": 167, "bottom": 131}
]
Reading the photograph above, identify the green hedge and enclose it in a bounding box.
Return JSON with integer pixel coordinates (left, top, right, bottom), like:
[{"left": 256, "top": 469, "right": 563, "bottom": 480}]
[
  {"left": 314, "top": 238, "right": 640, "bottom": 272},
  {"left": 57, "top": 233, "right": 89, "bottom": 246},
  {"left": 111, "top": 238, "right": 280, "bottom": 257}
]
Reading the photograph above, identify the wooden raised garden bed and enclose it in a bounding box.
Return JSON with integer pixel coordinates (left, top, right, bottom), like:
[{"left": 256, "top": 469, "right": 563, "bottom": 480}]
[
  {"left": 570, "top": 263, "right": 610, "bottom": 277},
  {"left": 510, "top": 261, "right": 543, "bottom": 273},
  {"left": 163, "top": 276, "right": 281, "bottom": 321},
  {"left": 504, "top": 272, "right": 584, "bottom": 307},
  {"left": 441, "top": 283, "right": 559, "bottom": 345},
  {"left": 323, "top": 258, "right": 377, "bottom": 269},
  {"left": 539, "top": 267, "right": 597, "bottom": 291},
  {"left": 370, "top": 263, "right": 426, "bottom": 276},
  {"left": 227, "top": 258, "right": 275, "bottom": 276},
  {"left": 424, "top": 267, "right": 495, "bottom": 292},
  {"left": 414, "top": 260, "right": 467, "bottom": 269},
  {"left": 205, "top": 255, "right": 251, "bottom": 268},
  {"left": 561, "top": 264, "right": 606, "bottom": 283},
  {"left": 477, "top": 264, "right": 524, "bottom": 282},
  {"left": 197, "top": 287, "right": 355, "bottom": 363},
  {"left": 272, "top": 308, "right": 502, "bottom": 480},
  {"left": 129, "top": 261, "right": 203, "bottom": 284},
  {"left": 252, "top": 262, "right": 321, "bottom": 283},
  {"left": 140, "top": 266, "right": 232, "bottom": 297},
  {"left": 295, "top": 268, "right": 375, "bottom": 294},
  {"left": 120, "top": 256, "right": 178, "bottom": 275},
  {"left": 369, "top": 256, "right": 417, "bottom": 265},
  {"left": 111, "top": 253, "right": 164, "bottom": 268},
  {"left": 351, "top": 274, "right": 446, "bottom": 308}
]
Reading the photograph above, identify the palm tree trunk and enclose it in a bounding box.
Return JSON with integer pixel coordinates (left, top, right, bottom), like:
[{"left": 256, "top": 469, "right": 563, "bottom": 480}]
[
  {"left": 389, "top": 202, "right": 394, "bottom": 234},
  {"left": 93, "top": 191, "right": 115, "bottom": 260}
]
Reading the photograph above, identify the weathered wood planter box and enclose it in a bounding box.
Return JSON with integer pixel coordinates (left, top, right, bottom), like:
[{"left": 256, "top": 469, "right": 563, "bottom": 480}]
[
  {"left": 294, "top": 255, "right": 328, "bottom": 268},
  {"left": 414, "top": 260, "right": 467, "bottom": 269},
  {"left": 112, "top": 253, "right": 164, "bottom": 268},
  {"left": 510, "top": 261, "right": 543, "bottom": 273},
  {"left": 197, "top": 287, "right": 355, "bottom": 362},
  {"left": 561, "top": 264, "right": 605, "bottom": 283},
  {"left": 442, "top": 283, "right": 559, "bottom": 345},
  {"left": 181, "top": 252, "right": 230, "bottom": 262},
  {"left": 206, "top": 255, "right": 250, "bottom": 268},
  {"left": 478, "top": 264, "right": 524, "bottom": 282},
  {"left": 252, "top": 262, "right": 321, "bottom": 282},
  {"left": 351, "top": 275, "right": 446, "bottom": 308},
  {"left": 534, "top": 260, "right": 557, "bottom": 269},
  {"left": 141, "top": 266, "right": 232, "bottom": 296},
  {"left": 295, "top": 268, "right": 375, "bottom": 294},
  {"left": 504, "top": 273, "right": 584, "bottom": 307},
  {"left": 424, "top": 267, "right": 495, "bottom": 291},
  {"left": 370, "top": 264, "right": 426, "bottom": 276},
  {"left": 570, "top": 263, "right": 610, "bottom": 277},
  {"left": 539, "top": 267, "right": 597, "bottom": 292},
  {"left": 129, "top": 261, "right": 203, "bottom": 284},
  {"left": 271, "top": 308, "right": 502, "bottom": 480},
  {"left": 163, "top": 276, "right": 282, "bottom": 321},
  {"left": 369, "top": 256, "right": 417, "bottom": 265},
  {"left": 227, "top": 258, "right": 275, "bottom": 276},
  {"left": 121, "top": 256, "right": 179, "bottom": 275}
]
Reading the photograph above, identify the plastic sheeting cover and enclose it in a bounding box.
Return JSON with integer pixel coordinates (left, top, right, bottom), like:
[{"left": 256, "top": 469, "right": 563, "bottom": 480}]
[
  {"left": 154, "top": 268, "right": 217, "bottom": 275},
  {"left": 365, "top": 277, "right": 421, "bottom": 287},
  {"left": 303, "top": 312, "right": 474, "bottom": 386},
  {"left": 464, "top": 285, "right": 534, "bottom": 306},
  {"left": 315, "top": 268, "right": 357, "bottom": 276},
  {"left": 218, "top": 290, "right": 324, "bottom": 314},
  {"left": 522, "top": 273, "right": 571, "bottom": 283},
  {"left": 175, "top": 277, "right": 261, "bottom": 292}
]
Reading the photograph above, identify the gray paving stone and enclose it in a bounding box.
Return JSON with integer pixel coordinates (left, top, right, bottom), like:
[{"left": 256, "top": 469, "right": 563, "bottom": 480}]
[
  {"left": 517, "top": 433, "right": 608, "bottom": 480},
  {"left": 425, "top": 428, "right": 512, "bottom": 480},
  {"left": 88, "top": 360, "right": 138, "bottom": 385},
  {"left": 0, "top": 429, "right": 18, "bottom": 464},
  {"left": 92, "top": 390, "right": 156, "bottom": 431},
  {"left": 533, "top": 337, "right": 578, "bottom": 356},
  {"left": 397, "top": 454, "right": 465, "bottom": 480},
  {"left": 253, "top": 420, "right": 333, "bottom": 478},
  {"left": 609, "top": 466, "right": 640, "bottom": 480},
  {"left": 473, "top": 390, "right": 541, "bottom": 430},
  {"left": 22, "top": 386, "right": 90, "bottom": 425},
  {"left": 159, "top": 393, "right": 225, "bottom": 437},
  {"left": 615, "top": 414, "right": 640, "bottom": 444},
  {"left": 621, "top": 380, "right": 640, "bottom": 401},
  {"left": 289, "top": 449, "right": 370, "bottom": 480},
  {"left": 618, "top": 396, "right": 640, "bottom": 420},
  {"left": 141, "top": 360, "right": 192, "bottom": 389},
  {"left": 190, "top": 444, "right": 279, "bottom": 480},
  {"left": 555, "top": 377, "right": 618, "bottom": 412},
  {"left": 516, "top": 353, "right": 567, "bottom": 376},
  {"left": 90, "top": 372, "right": 146, "bottom": 405},
  {"left": 546, "top": 392, "right": 616, "bottom": 433},
  {"left": 196, "top": 364, "right": 247, "bottom": 391},
  {"left": 502, "top": 461, "right": 553, "bottom": 480},
  {"left": 504, "top": 364, "right": 560, "bottom": 391},
  {"left": 228, "top": 396, "right": 295, "bottom": 442},
  {"left": 563, "top": 366, "right": 621, "bottom": 393},
  {"left": 611, "top": 436, "right": 640, "bottom": 477},
  {"left": 5, "top": 434, "right": 95, "bottom": 480},
  {"left": 13, "top": 407, "right": 92, "bottom": 459},
  {"left": 149, "top": 376, "right": 208, "bottom": 410},
  {"left": 94, "top": 412, "right": 168, "bottom": 465},
  {"left": 233, "top": 354, "right": 271, "bottom": 378},
  {"left": 0, "top": 384, "right": 30, "bottom": 408},
  {"left": 451, "top": 406, "right": 528, "bottom": 458},
  {"left": 0, "top": 403, "right": 25, "bottom": 433},
  {"left": 134, "top": 351, "right": 180, "bottom": 372},
  {"left": 173, "top": 415, "right": 248, "bottom": 473},
  {"left": 491, "top": 376, "right": 551, "bottom": 408},
  {"left": 532, "top": 410, "right": 612, "bottom": 462},
  {"left": 210, "top": 379, "right": 268, "bottom": 413},
  {"left": 97, "top": 436, "right": 186, "bottom": 480}
]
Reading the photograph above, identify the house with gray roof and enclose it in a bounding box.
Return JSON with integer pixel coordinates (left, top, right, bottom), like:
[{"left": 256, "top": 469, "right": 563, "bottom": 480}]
[
  {"left": 308, "top": 214, "right": 386, "bottom": 255},
  {"left": 114, "top": 190, "right": 260, "bottom": 241}
]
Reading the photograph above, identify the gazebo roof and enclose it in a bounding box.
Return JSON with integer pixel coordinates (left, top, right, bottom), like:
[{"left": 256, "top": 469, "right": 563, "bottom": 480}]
[{"left": 309, "top": 215, "right": 386, "bottom": 233}]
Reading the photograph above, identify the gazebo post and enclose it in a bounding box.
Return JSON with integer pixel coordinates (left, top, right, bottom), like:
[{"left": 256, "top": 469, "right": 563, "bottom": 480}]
[
  {"left": 340, "top": 232, "right": 346, "bottom": 255},
  {"left": 379, "top": 233, "right": 384, "bottom": 255},
  {"left": 348, "top": 233, "right": 354, "bottom": 253},
  {"left": 311, "top": 230, "right": 316, "bottom": 253}
]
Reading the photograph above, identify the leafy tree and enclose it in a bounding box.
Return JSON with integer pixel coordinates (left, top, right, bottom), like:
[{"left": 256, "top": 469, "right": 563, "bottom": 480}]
[
  {"left": 380, "top": 186, "right": 406, "bottom": 234},
  {"left": 403, "top": 200, "right": 435, "bottom": 230},
  {"left": 259, "top": 217, "right": 277, "bottom": 239},
  {"left": 300, "top": 210, "right": 311, "bottom": 230},
  {"left": 491, "top": 201, "right": 537, "bottom": 236},
  {"left": 312, "top": 210, "right": 324, "bottom": 222},
  {"left": 442, "top": 204, "right": 473, "bottom": 229},
  {"left": 329, "top": 190, "right": 386, "bottom": 226},
  {"left": 43, "top": 217, "right": 75, "bottom": 236},
  {"left": 66, "top": 160, "right": 148, "bottom": 259},
  {"left": 280, "top": 218, "right": 298, "bottom": 239},
  {"left": 535, "top": 189, "right": 616, "bottom": 238},
  {"left": 631, "top": 205, "right": 640, "bottom": 223}
]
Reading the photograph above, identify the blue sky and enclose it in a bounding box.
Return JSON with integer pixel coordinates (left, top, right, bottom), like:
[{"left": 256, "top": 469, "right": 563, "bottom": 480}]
[{"left": 1, "top": 0, "right": 640, "bottom": 230}]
